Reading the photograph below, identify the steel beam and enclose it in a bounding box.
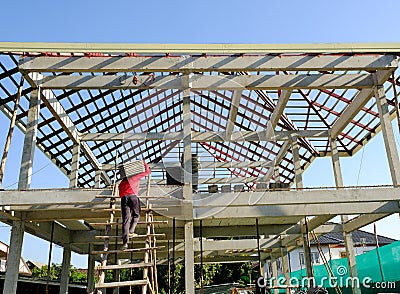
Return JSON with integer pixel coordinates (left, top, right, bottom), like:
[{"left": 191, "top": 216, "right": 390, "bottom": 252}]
[
  {"left": 193, "top": 187, "right": 400, "bottom": 207},
  {"left": 3, "top": 187, "right": 399, "bottom": 210},
  {"left": 266, "top": 90, "right": 292, "bottom": 134},
  {"left": 19, "top": 54, "right": 398, "bottom": 72},
  {"left": 194, "top": 224, "right": 293, "bottom": 237},
  {"left": 330, "top": 70, "right": 394, "bottom": 138},
  {"left": 0, "top": 186, "right": 181, "bottom": 206},
  {"left": 224, "top": 90, "right": 242, "bottom": 140},
  {"left": 81, "top": 130, "right": 329, "bottom": 142},
  {"left": 281, "top": 215, "right": 334, "bottom": 247},
  {"left": 195, "top": 201, "right": 400, "bottom": 219},
  {"left": 344, "top": 214, "right": 390, "bottom": 233},
  {"left": 101, "top": 160, "right": 275, "bottom": 171},
  {"left": 37, "top": 73, "right": 375, "bottom": 90},
  {"left": 374, "top": 85, "right": 400, "bottom": 185},
  {"left": 25, "top": 73, "right": 112, "bottom": 185},
  {"left": 261, "top": 141, "right": 291, "bottom": 182}
]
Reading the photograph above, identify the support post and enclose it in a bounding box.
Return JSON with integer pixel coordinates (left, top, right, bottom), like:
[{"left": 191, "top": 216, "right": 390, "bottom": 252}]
[
  {"left": 200, "top": 220, "right": 204, "bottom": 294},
  {"left": 184, "top": 222, "right": 194, "bottom": 294},
  {"left": 60, "top": 243, "right": 71, "bottom": 294},
  {"left": 281, "top": 246, "right": 291, "bottom": 294},
  {"left": 374, "top": 85, "right": 400, "bottom": 185},
  {"left": 0, "top": 76, "right": 24, "bottom": 188},
  {"left": 171, "top": 217, "right": 176, "bottom": 294},
  {"left": 69, "top": 143, "right": 81, "bottom": 188},
  {"left": 291, "top": 136, "right": 303, "bottom": 189},
  {"left": 4, "top": 88, "right": 39, "bottom": 294},
  {"left": 270, "top": 257, "right": 279, "bottom": 294},
  {"left": 94, "top": 170, "right": 102, "bottom": 188},
  {"left": 291, "top": 137, "right": 313, "bottom": 281},
  {"left": 3, "top": 220, "right": 25, "bottom": 294},
  {"left": 167, "top": 240, "right": 171, "bottom": 294},
  {"left": 256, "top": 218, "right": 262, "bottom": 276},
  {"left": 329, "top": 135, "right": 360, "bottom": 294},
  {"left": 87, "top": 246, "right": 95, "bottom": 294},
  {"left": 182, "top": 74, "right": 195, "bottom": 294},
  {"left": 45, "top": 221, "right": 55, "bottom": 294},
  {"left": 18, "top": 88, "right": 40, "bottom": 190}
]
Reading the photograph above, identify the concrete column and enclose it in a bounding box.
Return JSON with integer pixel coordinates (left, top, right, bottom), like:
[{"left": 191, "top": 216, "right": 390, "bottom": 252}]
[
  {"left": 329, "top": 135, "right": 360, "bottom": 294},
  {"left": 291, "top": 138, "right": 313, "bottom": 280},
  {"left": 182, "top": 82, "right": 193, "bottom": 195},
  {"left": 3, "top": 220, "right": 25, "bottom": 294},
  {"left": 291, "top": 136, "right": 303, "bottom": 188},
  {"left": 69, "top": 143, "right": 81, "bottom": 188},
  {"left": 281, "top": 247, "right": 291, "bottom": 294},
  {"left": 18, "top": 88, "right": 40, "bottom": 190},
  {"left": 184, "top": 221, "right": 195, "bottom": 294},
  {"left": 87, "top": 250, "right": 96, "bottom": 294},
  {"left": 60, "top": 244, "right": 71, "bottom": 294},
  {"left": 374, "top": 85, "right": 400, "bottom": 185},
  {"left": 182, "top": 75, "right": 195, "bottom": 294},
  {"left": 270, "top": 257, "right": 279, "bottom": 294},
  {"left": 94, "top": 170, "right": 101, "bottom": 188}
]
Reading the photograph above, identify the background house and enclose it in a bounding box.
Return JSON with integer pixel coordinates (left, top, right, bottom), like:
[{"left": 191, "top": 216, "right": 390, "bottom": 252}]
[
  {"left": 265, "top": 226, "right": 396, "bottom": 276},
  {"left": 0, "top": 241, "right": 31, "bottom": 275}
]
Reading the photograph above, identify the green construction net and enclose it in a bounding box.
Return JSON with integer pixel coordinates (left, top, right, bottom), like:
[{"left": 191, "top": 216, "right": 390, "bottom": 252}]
[{"left": 275, "top": 240, "right": 400, "bottom": 293}]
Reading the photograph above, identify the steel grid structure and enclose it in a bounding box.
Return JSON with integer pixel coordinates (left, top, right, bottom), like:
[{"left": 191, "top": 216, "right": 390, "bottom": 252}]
[
  {"left": 2, "top": 53, "right": 399, "bottom": 187},
  {"left": 1, "top": 43, "right": 400, "bottom": 294}
]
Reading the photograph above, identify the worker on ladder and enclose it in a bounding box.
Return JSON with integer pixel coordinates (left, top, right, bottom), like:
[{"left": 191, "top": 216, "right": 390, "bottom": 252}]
[{"left": 119, "top": 160, "right": 151, "bottom": 250}]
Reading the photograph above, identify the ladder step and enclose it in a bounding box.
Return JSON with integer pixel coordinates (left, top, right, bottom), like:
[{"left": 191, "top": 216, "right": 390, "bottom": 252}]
[
  {"left": 95, "top": 233, "right": 165, "bottom": 239},
  {"left": 95, "top": 195, "right": 170, "bottom": 199},
  {"left": 92, "top": 246, "right": 165, "bottom": 255},
  {"left": 95, "top": 279, "right": 148, "bottom": 288},
  {"left": 96, "top": 262, "right": 152, "bottom": 271},
  {"left": 88, "top": 220, "right": 168, "bottom": 226},
  {"left": 92, "top": 208, "right": 168, "bottom": 212}
]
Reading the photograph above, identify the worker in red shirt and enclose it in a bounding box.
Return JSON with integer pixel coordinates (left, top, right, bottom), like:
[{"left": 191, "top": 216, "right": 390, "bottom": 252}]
[{"left": 119, "top": 161, "right": 151, "bottom": 250}]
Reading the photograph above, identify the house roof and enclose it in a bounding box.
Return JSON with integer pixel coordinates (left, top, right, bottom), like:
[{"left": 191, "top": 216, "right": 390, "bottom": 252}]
[
  {"left": 26, "top": 260, "right": 46, "bottom": 269},
  {"left": 311, "top": 228, "right": 396, "bottom": 246},
  {"left": 1, "top": 44, "right": 399, "bottom": 189}
]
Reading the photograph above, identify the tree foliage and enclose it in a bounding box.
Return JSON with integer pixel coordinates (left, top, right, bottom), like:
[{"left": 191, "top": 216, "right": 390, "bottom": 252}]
[
  {"left": 30, "top": 261, "right": 257, "bottom": 292},
  {"left": 30, "top": 263, "right": 88, "bottom": 284}
]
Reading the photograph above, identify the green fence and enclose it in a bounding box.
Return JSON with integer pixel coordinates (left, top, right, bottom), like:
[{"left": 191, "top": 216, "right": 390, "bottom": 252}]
[{"left": 277, "top": 240, "right": 400, "bottom": 293}]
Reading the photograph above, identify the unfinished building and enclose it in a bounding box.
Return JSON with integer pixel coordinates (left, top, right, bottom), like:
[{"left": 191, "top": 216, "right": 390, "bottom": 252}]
[{"left": 0, "top": 42, "right": 400, "bottom": 294}]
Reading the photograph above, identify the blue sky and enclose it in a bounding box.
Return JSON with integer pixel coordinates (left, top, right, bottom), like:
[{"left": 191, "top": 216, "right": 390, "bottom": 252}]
[{"left": 1, "top": 0, "right": 400, "bottom": 268}]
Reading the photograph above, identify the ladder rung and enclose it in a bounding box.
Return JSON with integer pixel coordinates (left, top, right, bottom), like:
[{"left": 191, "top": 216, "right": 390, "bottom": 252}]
[
  {"left": 92, "top": 207, "right": 168, "bottom": 212},
  {"left": 88, "top": 220, "right": 168, "bottom": 226},
  {"left": 95, "top": 195, "right": 170, "bottom": 199},
  {"left": 95, "top": 279, "right": 148, "bottom": 288},
  {"left": 96, "top": 262, "right": 152, "bottom": 271},
  {"left": 92, "top": 246, "right": 164, "bottom": 255},
  {"left": 95, "top": 233, "right": 165, "bottom": 239},
  {"left": 144, "top": 207, "right": 168, "bottom": 211}
]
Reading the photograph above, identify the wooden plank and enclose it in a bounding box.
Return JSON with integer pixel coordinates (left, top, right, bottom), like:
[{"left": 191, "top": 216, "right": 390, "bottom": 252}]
[
  {"left": 88, "top": 220, "right": 168, "bottom": 226},
  {"left": 96, "top": 262, "right": 152, "bottom": 271},
  {"left": 95, "top": 279, "right": 148, "bottom": 288},
  {"left": 94, "top": 233, "right": 165, "bottom": 239},
  {"left": 91, "top": 246, "right": 165, "bottom": 255}
]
